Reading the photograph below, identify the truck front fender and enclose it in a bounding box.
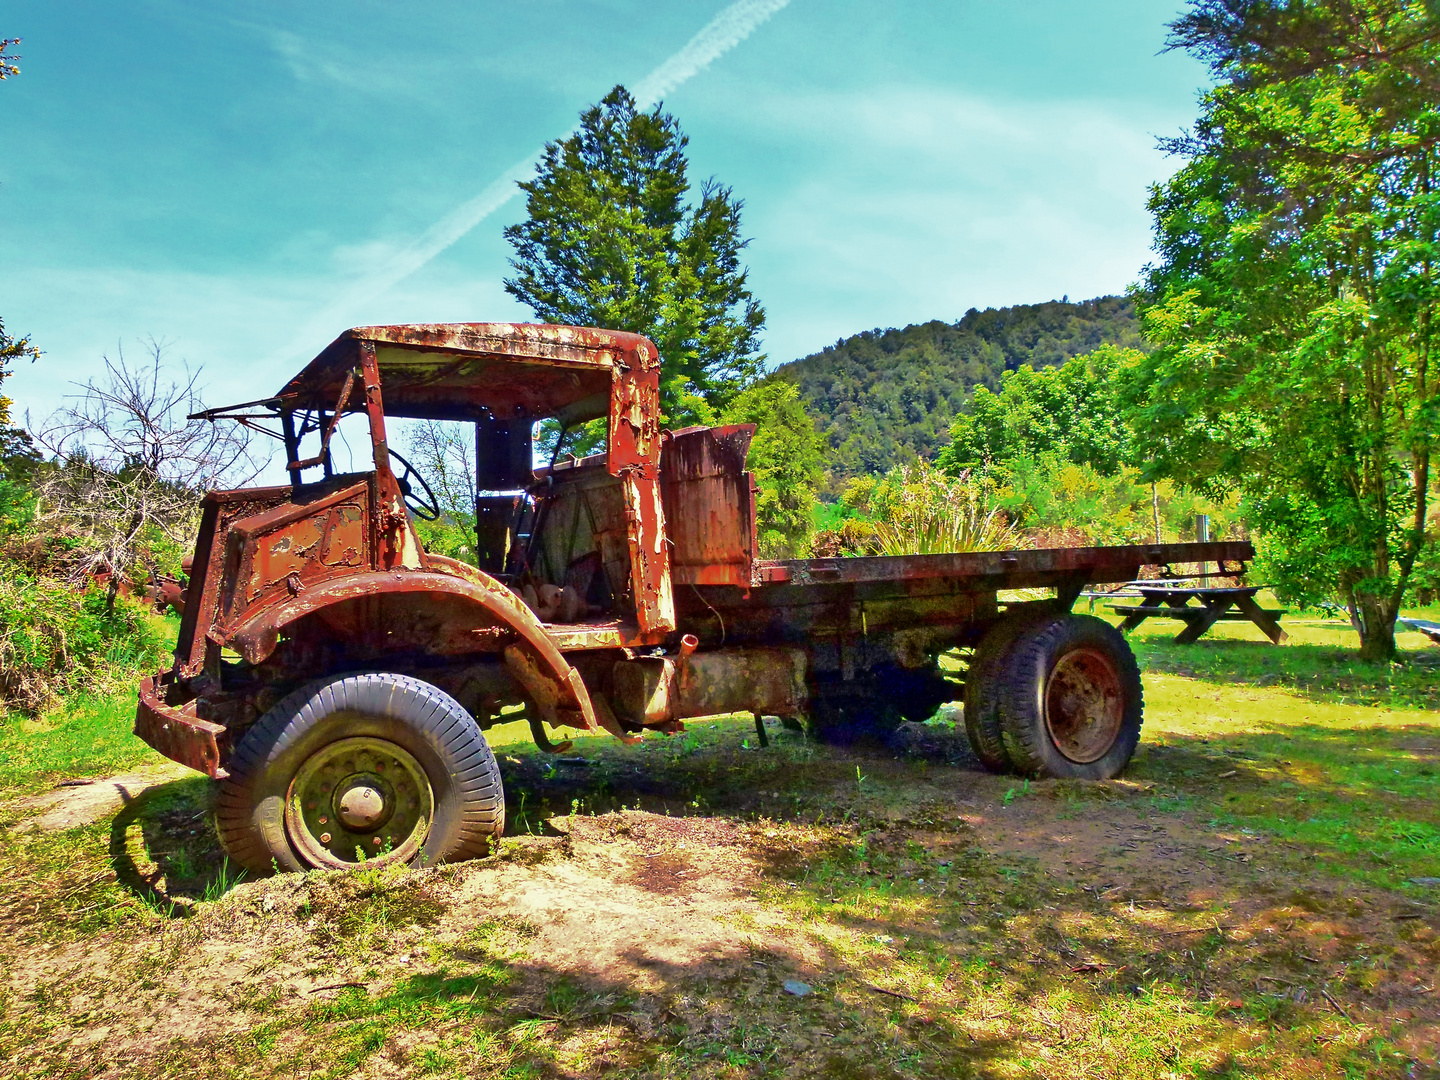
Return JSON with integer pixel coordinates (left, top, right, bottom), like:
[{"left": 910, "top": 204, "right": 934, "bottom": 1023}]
[{"left": 223, "top": 569, "right": 599, "bottom": 731}]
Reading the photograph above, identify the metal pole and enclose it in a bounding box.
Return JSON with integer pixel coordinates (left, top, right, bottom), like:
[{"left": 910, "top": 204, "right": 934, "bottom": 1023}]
[{"left": 1195, "top": 513, "right": 1210, "bottom": 580}]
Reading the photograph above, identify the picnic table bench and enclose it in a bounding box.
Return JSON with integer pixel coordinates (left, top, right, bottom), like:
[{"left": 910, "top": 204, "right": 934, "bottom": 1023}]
[{"left": 1100, "top": 583, "right": 1288, "bottom": 645}]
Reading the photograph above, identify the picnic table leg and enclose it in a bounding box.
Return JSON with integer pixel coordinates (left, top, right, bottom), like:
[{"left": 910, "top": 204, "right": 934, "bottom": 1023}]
[
  {"left": 1173, "top": 598, "right": 1233, "bottom": 645},
  {"left": 1234, "top": 593, "right": 1289, "bottom": 644},
  {"left": 1117, "top": 612, "right": 1149, "bottom": 634}
]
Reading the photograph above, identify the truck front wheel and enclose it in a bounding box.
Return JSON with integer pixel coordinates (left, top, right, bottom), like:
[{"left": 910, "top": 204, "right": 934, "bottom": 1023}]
[
  {"left": 216, "top": 673, "right": 505, "bottom": 874},
  {"left": 997, "top": 615, "right": 1143, "bottom": 780}
]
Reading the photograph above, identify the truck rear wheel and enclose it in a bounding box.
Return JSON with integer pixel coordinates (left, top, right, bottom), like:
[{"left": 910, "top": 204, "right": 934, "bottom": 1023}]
[
  {"left": 997, "top": 615, "right": 1143, "bottom": 780},
  {"left": 962, "top": 615, "right": 1045, "bottom": 773},
  {"left": 216, "top": 673, "right": 505, "bottom": 874}
]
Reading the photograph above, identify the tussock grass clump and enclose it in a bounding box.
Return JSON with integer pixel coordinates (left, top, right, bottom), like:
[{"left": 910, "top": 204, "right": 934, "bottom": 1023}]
[{"left": 826, "top": 461, "right": 1020, "bottom": 557}]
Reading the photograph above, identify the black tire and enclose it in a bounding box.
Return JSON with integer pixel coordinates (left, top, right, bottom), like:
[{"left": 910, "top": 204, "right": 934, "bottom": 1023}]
[
  {"left": 216, "top": 673, "right": 504, "bottom": 874},
  {"left": 963, "top": 616, "right": 1043, "bottom": 773},
  {"left": 997, "top": 615, "right": 1143, "bottom": 780},
  {"left": 807, "top": 664, "right": 957, "bottom": 746}
]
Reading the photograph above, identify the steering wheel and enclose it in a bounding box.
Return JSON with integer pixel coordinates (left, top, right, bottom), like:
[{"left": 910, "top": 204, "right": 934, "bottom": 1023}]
[{"left": 387, "top": 448, "right": 441, "bottom": 521}]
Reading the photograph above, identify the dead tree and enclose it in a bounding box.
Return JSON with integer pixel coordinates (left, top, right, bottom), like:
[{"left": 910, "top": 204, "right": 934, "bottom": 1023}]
[{"left": 31, "top": 339, "right": 267, "bottom": 595}]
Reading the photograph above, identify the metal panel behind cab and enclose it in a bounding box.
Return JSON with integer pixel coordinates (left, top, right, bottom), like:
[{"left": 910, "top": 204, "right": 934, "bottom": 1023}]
[{"left": 660, "top": 425, "right": 758, "bottom": 588}]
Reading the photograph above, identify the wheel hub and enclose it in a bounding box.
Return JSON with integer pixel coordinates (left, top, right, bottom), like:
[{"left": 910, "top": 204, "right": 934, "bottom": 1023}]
[
  {"left": 336, "top": 780, "right": 389, "bottom": 831},
  {"left": 284, "top": 736, "right": 435, "bottom": 869},
  {"left": 1044, "top": 647, "right": 1124, "bottom": 764}
]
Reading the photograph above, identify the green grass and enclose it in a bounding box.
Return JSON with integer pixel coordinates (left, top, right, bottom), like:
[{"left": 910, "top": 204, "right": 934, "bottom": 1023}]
[
  {"left": 1123, "top": 611, "right": 1440, "bottom": 711},
  {"left": 0, "top": 690, "right": 167, "bottom": 796}
]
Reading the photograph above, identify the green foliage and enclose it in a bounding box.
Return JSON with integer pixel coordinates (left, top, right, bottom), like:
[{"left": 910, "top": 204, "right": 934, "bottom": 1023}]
[
  {"left": 411, "top": 517, "right": 478, "bottom": 566},
  {"left": 0, "top": 315, "right": 41, "bottom": 480},
  {"left": 0, "top": 571, "right": 171, "bottom": 713},
  {"left": 937, "top": 345, "right": 1141, "bottom": 476},
  {"left": 777, "top": 296, "right": 1144, "bottom": 491},
  {"left": 0, "top": 476, "right": 35, "bottom": 536},
  {"left": 927, "top": 341, "right": 1240, "bottom": 548},
  {"left": 994, "top": 455, "right": 1244, "bottom": 547},
  {"left": 404, "top": 420, "right": 479, "bottom": 565},
  {"left": 1405, "top": 500, "right": 1440, "bottom": 603},
  {"left": 720, "top": 381, "right": 824, "bottom": 558},
  {"left": 0, "top": 342, "right": 184, "bottom": 710},
  {"left": 1130, "top": 1, "right": 1440, "bottom": 659},
  {"left": 834, "top": 461, "right": 1018, "bottom": 556},
  {"left": 504, "top": 85, "right": 764, "bottom": 427}
]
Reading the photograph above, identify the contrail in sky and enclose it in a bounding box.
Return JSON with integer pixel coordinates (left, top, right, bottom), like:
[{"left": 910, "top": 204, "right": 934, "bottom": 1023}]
[{"left": 282, "top": 0, "right": 791, "bottom": 362}]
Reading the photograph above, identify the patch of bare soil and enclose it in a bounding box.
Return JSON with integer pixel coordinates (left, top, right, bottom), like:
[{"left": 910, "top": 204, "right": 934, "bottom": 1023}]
[
  {"left": 8, "top": 762, "right": 194, "bottom": 830},
  {"left": 6, "top": 748, "right": 1440, "bottom": 1076},
  {"left": 957, "top": 780, "right": 1440, "bottom": 1058},
  {"left": 453, "top": 813, "right": 783, "bottom": 990},
  {"left": 0, "top": 811, "right": 818, "bottom": 1077}
]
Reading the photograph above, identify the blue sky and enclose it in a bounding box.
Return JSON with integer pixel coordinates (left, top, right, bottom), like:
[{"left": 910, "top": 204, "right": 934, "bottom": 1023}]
[{"left": 1, "top": 0, "right": 1209, "bottom": 420}]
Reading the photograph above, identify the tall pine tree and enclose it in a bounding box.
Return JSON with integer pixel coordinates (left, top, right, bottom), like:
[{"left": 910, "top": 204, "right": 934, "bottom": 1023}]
[{"left": 504, "top": 86, "right": 765, "bottom": 428}]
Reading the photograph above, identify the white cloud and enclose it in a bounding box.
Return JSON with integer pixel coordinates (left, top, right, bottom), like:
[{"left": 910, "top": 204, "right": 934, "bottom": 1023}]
[{"left": 687, "top": 85, "right": 1181, "bottom": 361}]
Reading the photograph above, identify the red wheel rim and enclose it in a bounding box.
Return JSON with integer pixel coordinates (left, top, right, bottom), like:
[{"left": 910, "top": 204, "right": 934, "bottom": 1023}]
[{"left": 1044, "top": 647, "right": 1124, "bottom": 764}]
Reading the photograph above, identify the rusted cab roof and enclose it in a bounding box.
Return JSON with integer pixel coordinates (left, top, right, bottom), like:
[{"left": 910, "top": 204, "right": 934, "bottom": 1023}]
[{"left": 279, "top": 323, "right": 660, "bottom": 424}]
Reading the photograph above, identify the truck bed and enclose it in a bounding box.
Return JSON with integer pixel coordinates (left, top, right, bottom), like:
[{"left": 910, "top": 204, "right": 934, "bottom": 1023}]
[
  {"left": 753, "top": 541, "right": 1253, "bottom": 591},
  {"left": 676, "top": 541, "right": 1255, "bottom": 654}
]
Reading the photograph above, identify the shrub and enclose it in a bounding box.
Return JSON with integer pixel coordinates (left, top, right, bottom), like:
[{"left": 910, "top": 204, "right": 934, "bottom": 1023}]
[{"left": 0, "top": 569, "right": 171, "bottom": 713}]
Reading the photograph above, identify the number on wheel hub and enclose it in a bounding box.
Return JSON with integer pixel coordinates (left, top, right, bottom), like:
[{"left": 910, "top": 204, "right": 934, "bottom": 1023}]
[{"left": 284, "top": 736, "right": 434, "bottom": 868}]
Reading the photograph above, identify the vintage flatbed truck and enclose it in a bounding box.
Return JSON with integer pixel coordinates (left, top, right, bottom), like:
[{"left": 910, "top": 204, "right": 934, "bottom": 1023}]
[{"left": 135, "top": 323, "right": 1252, "bottom": 874}]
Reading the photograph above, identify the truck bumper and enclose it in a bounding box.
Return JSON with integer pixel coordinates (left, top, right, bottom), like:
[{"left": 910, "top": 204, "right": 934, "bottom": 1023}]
[{"left": 135, "top": 670, "right": 230, "bottom": 779}]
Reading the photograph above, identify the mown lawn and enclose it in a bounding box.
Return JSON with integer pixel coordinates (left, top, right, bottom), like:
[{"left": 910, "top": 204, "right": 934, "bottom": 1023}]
[{"left": 1, "top": 610, "right": 1438, "bottom": 1078}]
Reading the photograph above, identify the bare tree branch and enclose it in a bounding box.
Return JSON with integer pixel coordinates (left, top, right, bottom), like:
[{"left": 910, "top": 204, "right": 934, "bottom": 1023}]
[
  {"left": 405, "top": 419, "right": 477, "bottom": 522},
  {"left": 28, "top": 339, "right": 269, "bottom": 588}
]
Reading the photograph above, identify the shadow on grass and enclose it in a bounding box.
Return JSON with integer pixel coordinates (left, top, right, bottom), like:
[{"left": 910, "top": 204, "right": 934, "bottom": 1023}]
[
  {"left": 1130, "top": 721, "right": 1440, "bottom": 890},
  {"left": 498, "top": 721, "right": 983, "bottom": 839},
  {"left": 15, "top": 708, "right": 1430, "bottom": 1076},
  {"left": 150, "top": 828, "right": 1390, "bottom": 1079},
  {"left": 108, "top": 775, "right": 247, "bottom": 915},
  {"left": 1131, "top": 635, "right": 1440, "bottom": 711}
]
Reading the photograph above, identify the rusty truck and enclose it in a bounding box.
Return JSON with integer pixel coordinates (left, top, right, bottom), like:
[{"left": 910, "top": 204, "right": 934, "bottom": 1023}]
[{"left": 135, "top": 323, "right": 1252, "bottom": 874}]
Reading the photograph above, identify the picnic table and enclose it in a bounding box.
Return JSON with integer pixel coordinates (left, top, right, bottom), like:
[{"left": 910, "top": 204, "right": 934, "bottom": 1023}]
[
  {"left": 1398, "top": 617, "right": 1440, "bottom": 646},
  {"left": 1101, "top": 583, "right": 1288, "bottom": 645}
]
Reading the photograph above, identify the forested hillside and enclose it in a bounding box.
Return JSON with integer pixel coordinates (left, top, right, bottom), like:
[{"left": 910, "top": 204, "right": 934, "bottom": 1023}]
[{"left": 774, "top": 296, "right": 1144, "bottom": 491}]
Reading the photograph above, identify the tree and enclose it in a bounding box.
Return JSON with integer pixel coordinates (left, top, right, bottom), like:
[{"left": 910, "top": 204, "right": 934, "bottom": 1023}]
[
  {"left": 720, "top": 381, "right": 824, "bottom": 558},
  {"left": 0, "top": 316, "right": 41, "bottom": 478},
  {"left": 504, "top": 86, "right": 765, "bottom": 428},
  {"left": 31, "top": 340, "right": 263, "bottom": 586},
  {"left": 0, "top": 47, "right": 37, "bottom": 479},
  {"left": 1130, "top": 0, "right": 1440, "bottom": 660},
  {"left": 0, "top": 37, "right": 21, "bottom": 81},
  {"left": 405, "top": 419, "right": 479, "bottom": 564},
  {"left": 936, "top": 345, "right": 1140, "bottom": 478},
  {"left": 777, "top": 297, "right": 1145, "bottom": 494}
]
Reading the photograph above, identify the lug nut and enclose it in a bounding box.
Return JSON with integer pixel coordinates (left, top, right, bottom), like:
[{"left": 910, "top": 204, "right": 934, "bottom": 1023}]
[{"left": 320, "top": 832, "right": 331, "bottom": 844}]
